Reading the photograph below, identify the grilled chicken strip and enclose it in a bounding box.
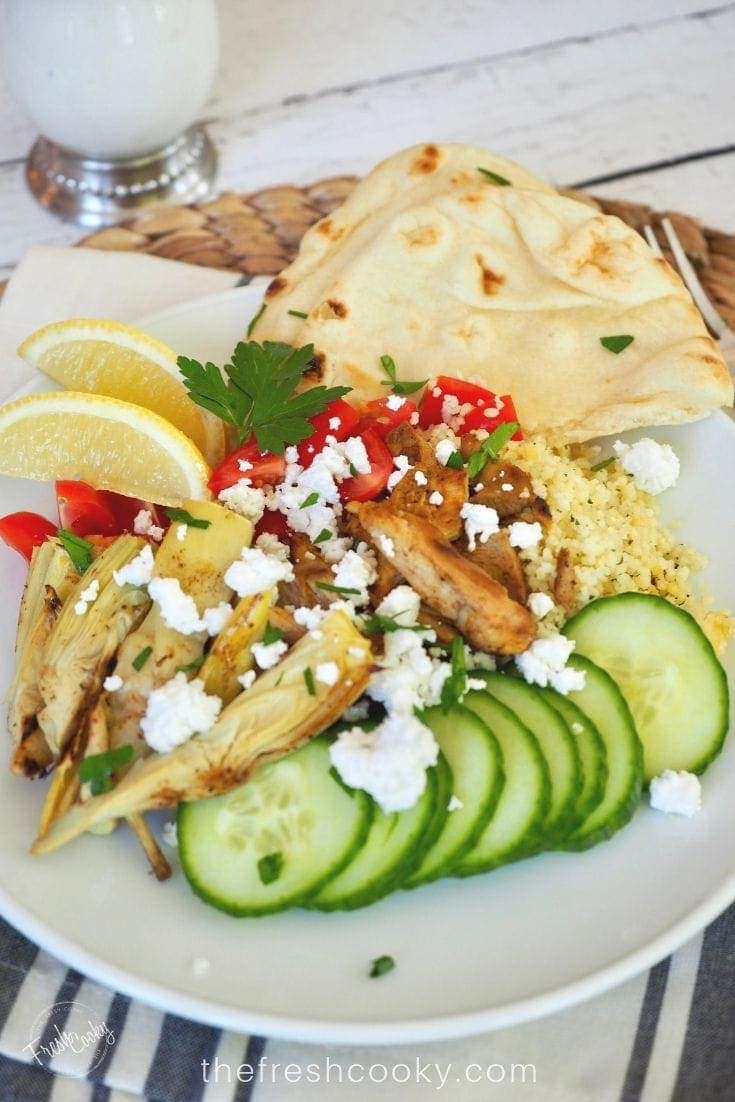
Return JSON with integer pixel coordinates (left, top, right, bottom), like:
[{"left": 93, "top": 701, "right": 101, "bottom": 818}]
[
  {"left": 37, "top": 536, "right": 151, "bottom": 759},
  {"left": 32, "top": 611, "right": 372, "bottom": 854},
  {"left": 386, "top": 422, "right": 467, "bottom": 539},
  {"left": 463, "top": 452, "right": 551, "bottom": 529},
  {"left": 8, "top": 541, "right": 78, "bottom": 777},
  {"left": 457, "top": 529, "right": 528, "bottom": 605},
  {"left": 351, "top": 502, "right": 535, "bottom": 654}
]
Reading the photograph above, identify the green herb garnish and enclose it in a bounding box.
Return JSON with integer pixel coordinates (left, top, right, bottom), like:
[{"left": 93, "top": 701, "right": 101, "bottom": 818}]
[
  {"left": 478, "top": 166, "right": 511, "bottom": 186},
  {"left": 440, "top": 636, "right": 468, "bottom": 712},
  {"left": 262, "top": 623, "right": 283, "bottom": 646},
  {"left": 287, "top": 309, "right": 308, "bottom": 319},
  {"left": 466, "top": 420, "right": 520, "bottom": 480},
  {"left": 362, "top": 612, "right": 426, "bottom": 635},
  {"left": 176, "top": 655, "right": 205, "bottom": 673},
  {"left": 379, "top": 354, "right": 427, "bottom": 397},
  {"left": 303, "top": 667, "right": 316, "bottom": 696},
  {"left": 600, "top": 334, "right": 634, "bottom": 354},
  {"left": 591, "top": 456, "right": 616, "bottom": 473},
  {"left": 348, "top": 462, "right": 358, "bottom": 477},
  {"left": 257, "top": 851, "right": 284, "bottom": 885},
  {"left": 369, "top": 954, "right": 395, "bottom": 978},
  {"left": 132, "top": 646, "right": 152, "bottom": 671},
  {"left": 314, "top": 528, "right": 332, "bottom": 544},
  {"left": 315, "top": 581, "right": 361, "bottom": 595},
  {"left": 329, "top": 765, "right": 355, "bottom": 797},
  {"left": 300, "top": 492, "right": 319, "bottom": 509},
  {"left": 164, "top": 507, "right": 211, "bottom": 529},
  {"left": 57, "top": 529, "right": 93, "bottom": 574},
  {"left": 78, "top": 744, "right": 133, "bottom": 796},
  {"left": 246, "top": 303, "right": 266, "bottom": 338},
  {"left": 445, "top": 450, "right": 465, "bottom": 470}
]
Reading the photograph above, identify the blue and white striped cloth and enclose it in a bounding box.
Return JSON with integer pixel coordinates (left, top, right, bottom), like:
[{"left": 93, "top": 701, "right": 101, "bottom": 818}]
[{"left": 0, "top": 902, "right": 733, "bottom": 1101}]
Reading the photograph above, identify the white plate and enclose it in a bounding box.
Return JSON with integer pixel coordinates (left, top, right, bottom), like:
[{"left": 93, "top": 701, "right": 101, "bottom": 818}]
[{"left": 0, "top": 283, "right": 733, "bottom": 1045}]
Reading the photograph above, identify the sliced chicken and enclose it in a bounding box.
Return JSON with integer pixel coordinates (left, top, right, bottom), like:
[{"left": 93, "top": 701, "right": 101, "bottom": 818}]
[
  {"left": 351, "top": 501, "right": 535, "bottom": 654},
  {"left": 458, "top": 529, "right": 528, "bottom": 605},
  {"left": 32, "top": 610, "right": 372, "bottom": 854},
  {"left": 385, "top": 422, "right": 467, "bottom": 539},
  {"left": 464, "top": 453, "right": 551, "bottom": 529}
]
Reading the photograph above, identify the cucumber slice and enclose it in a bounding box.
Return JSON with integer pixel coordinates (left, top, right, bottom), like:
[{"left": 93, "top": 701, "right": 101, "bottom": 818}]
[
  {"left": 473, "top": 671, "right": 582, "bottom": 841},
  {"left": 558, "top": 655, "right": 643, "bottom": 849},
  {"left": 565, "top": 593, "right": 729, "bottom": 781},
  {"left": 178, "top": 736, "right": 373, "bottom": 917},
  {"left": 453, "top": 692, "right": 551, "bottom": 876},
  {"left": 306, "top": 757, "right": 444, "bottom": 911},
  {"left": 404, "top": 705, "right": 504, "bottom": 888},
  {"left": 541, "top": 688, "right": 608, "bottom": 843}
]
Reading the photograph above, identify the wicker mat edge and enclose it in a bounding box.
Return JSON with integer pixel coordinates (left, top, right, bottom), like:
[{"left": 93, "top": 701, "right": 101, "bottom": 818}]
[{"left": 3, "top": 179, "right": 735, "bottom": 328}]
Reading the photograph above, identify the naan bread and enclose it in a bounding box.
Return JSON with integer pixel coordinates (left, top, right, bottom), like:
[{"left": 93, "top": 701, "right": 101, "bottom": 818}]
[{"left": 255, "top": 142, "right": 732, "bottom": 441}]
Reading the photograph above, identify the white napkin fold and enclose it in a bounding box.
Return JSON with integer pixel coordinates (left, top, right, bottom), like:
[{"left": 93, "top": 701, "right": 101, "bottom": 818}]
[{"left": 0, "top": 245, "right": 240, "bottom": 403}]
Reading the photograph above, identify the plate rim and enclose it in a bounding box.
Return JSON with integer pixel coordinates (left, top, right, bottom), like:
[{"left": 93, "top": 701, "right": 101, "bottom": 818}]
[{"left": 1, "top": 282, "right": 734, "bottom": 1043}]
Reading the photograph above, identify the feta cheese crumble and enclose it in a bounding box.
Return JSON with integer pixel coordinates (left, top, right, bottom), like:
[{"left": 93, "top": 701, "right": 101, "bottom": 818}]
[
  {"left": 386, "top": 394, "right": 406, "bottom": 412},
  {"left": 200, "top": 602, "right": 232, "bottom": 636},
  {"left": 251, "top": 638, "right": 288, "bottom": 670},
  {"left": 74, "top": 578, "right": 99, "bottom": 616},
  {"left": 176, "top": 524, "right": 187, "bottom": 542},
  {"left": 113, "top": 544, "right": 155, "bottom": 587},
  {"left": 224, "top": 545, "right": 294, "bottom": 597},
  {"left": 103, "top": 673, "right": 123, "bottom": 692},
  {"left": 315, "top": 661, "right": 340, "bottom": 686},
  {"left": 330, "top": 544, "right": 377, "bottom": 604},
  {"left": 162, "top": 820, "right": 178, "bottom": 847},
  {"left": 435, "top": 438, "right": 458, "bottom": 466},
  {"left": 515, "top": 634, "right": 586, "bottom": 695},
  {"left": 414, "top": 469, "right": 428, "bottom": 486},
  {"left": 460, "top": 502, "right": 500, "bottom": 551},
  {"left": 141, "top": 673, "right": 222, "bottom": 753},
  {"left": 378, "top": 534, "right": 395, "bottom": 559},
  {"left": 428, "top": 490, "right": 444, "bottom": 506},
  {"left": 528, "top": 592, "right": 554, "bottom": 619},
  {"left": 375, "top": 584, "right": 421, "bottom": 626},
  {"left": 613, "top": 438, "right": 680, "bottom": 495},
  {"left": 328, "top": 415, "right": 342, "bottom": 430},
  {"left": 387, "top": 454, "right": 412, "bottom": 491},
  {"left": 133, "top": 508, "right": 164, "bottom": 542},
  {"left": 329, "top": 711, "right": 439, "bottom": 812},
  {"left": 237, "top": 669, "right": 257, "bottom": 691},
  {"left": 148, "top": 577, "right": 205, "bottom": 635},
  {"left": 508, "top": 521, "right": 542, "bottom": 549},
  {"left": 218, "top": 480, "right": 266, "bottom": 523},
  {"left": 649, "top": 769, "right": 702, "bottom": 817}
]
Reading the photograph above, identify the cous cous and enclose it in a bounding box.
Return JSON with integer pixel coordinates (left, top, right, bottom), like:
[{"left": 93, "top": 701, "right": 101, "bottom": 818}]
[{"left": 508, "top": 436, "right": 733, "bottom": 652}]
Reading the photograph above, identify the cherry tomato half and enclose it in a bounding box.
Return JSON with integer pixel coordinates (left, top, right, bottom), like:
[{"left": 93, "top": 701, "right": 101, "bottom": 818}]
[
  {"left": 0, "top": 511, "right": 57, "bottom": 561},
  {"left": 254, "top": 508, "right": 292, "bottom": 545},
  {"left": 297, "top": 398, "right": 360, "bottom": 466},
  {"left": 358, "top": 396, "right": 419, "bottom": 439},
  {"left": 208, "top": 438, "right": 286, "bottom": 497},
  {"left": 56, "top": 481, "right": 118, "bottom": 537},
  {"left": 419, "top": 376, "right": 522, "bottom": 440},
  {"left": 338, "top": 428, "right": 393, "bottom": 503},
  {"left": 100, "top": 490, "right": 168, "bottom": 535}
]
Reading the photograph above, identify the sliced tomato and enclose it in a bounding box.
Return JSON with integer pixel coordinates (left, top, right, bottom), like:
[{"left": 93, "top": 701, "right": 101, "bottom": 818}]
[
  {"left": 460, "top": 394, "right": 523, "bottom": 439},
  {"left": 56, "top": 480, "right": 119, "bottom": 537},
  {"left": 297, "top": 398, "right": 360, "bottom": 465},
  {"left": 419, "top": 376, "right": 523, "bottom": 440},
  {"left": 100, "top": 490, "right": 169, "bottom": 535},
  {"left": 338, "top": 428, "right": 393, "bottom": 503},
  {"left": 209, "top": 438, "right": 286, "bottom": 496},
  {"left": 358, "top": 396, "right": 419, "bottom": 439},
  {"left": 0, "top": 512, "right": 57, "bottom": 561},
  {"left": 254, "top": 508, "right": 292, "bottom": 545}
]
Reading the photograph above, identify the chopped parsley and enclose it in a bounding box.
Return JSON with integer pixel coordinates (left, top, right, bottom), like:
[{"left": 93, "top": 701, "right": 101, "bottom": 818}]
[
  {"left": 176, "top": 655, "right": 205, "bottom": 673},
  {"left": 287, "top": 309, "right": 308, "bottom": 319},
  {"left": 57, "top": 529, "right": 93, "bottom": 574},
  {"left": 600, "top": 334, "right": 634, "bottom": 354},
  {"left": 303, "top": 666, "right": 316, "bottom": 696},
  {"left": 262, "top": 623, "right": 283, "bottom": 646},
  {"left": 164, "top": 507, "right": 211, "bottom": 529},
  {"left": 246, "top": 302, "right": 266, "bottom": 338},
  {"left": 78, "top": 744, "right": 133, "bottom": 796},
  {"left": 440, "top": 636, "right": 468, "bottom": 711},
  {"left": 300, "top": 492, "right": 319, "bottom": 509},
  {"left": 591, "top": 456, "right": 616, "bottom": 473},
  {"left": 314, "top": 528, "right": 332, "bottom": 544},
  {"left": 477, "top": 166, "right": 511, "bottom": 186},
  {"left": 315, "top": 581, "right": 361, "bottom": 595},
  {"left": 466, "top": 420, "right": 520, "bottom": 480},
  {"left": 132, "top": 646, "right": 153, "bottom": 671},
  {"left": 379, "top": 353, "right": 427, "bottom": 397},
  {"left": 369, "top": 954, "right": 396, "bottom": 978},
  {"left": 257, "top": 851, "right": 284, "bottom": 885},
  {"left": 361, "top": 612, "right": 426, "bottom": 635},
  {"left": 445, "top": 450, "right": 465, "bottom": 470},
  {"left": 178, "top": 339, "right": 351, "bottom": 453}
]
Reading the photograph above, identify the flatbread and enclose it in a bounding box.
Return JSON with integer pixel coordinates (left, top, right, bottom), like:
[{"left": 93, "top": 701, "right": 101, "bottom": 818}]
[{"left": 255, "top": 142, "right": 732, "bottom": 441}]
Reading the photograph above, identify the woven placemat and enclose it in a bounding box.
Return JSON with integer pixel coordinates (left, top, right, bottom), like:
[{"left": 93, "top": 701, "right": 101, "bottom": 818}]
[{"left": 5, "top": 177, "right": 735, "bottom": 329}]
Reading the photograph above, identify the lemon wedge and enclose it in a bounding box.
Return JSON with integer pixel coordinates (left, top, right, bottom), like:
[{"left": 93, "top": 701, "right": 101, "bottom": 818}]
[
  {"left": 18, "top": 318, "right": 225, "bottom": 465},
  {"left": 0, "top": 392, "right": 210, "bottom": 505}
]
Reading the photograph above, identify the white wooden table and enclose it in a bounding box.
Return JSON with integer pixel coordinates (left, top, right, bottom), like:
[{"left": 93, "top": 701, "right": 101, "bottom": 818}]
[{"left": 0, "top": 0, "right": 733, "bottom": 283}]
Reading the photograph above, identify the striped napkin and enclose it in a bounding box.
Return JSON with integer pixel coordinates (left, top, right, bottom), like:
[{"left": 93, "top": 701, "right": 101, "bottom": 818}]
[{"left": 0, "top": 246, "right": 732, "bottom": 1102}]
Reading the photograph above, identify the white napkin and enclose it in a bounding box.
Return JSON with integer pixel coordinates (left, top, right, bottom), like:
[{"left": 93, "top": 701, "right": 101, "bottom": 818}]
[{"left": 0, "top": 245, "right": 241, "bottom": 403}]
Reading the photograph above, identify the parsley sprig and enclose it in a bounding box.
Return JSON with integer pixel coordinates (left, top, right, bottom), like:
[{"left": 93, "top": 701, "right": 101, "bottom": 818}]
[
  {"left": 178, "top": 340, "right": 351, "bottom": 454},
  {"left": 57, "top": 529, "right": 93, "bottom": 573},
  {"left": 361, "top": 612, "right": 427, "bottom": 635},
  {"left": 466, "top": 421, "right": 520, "bottom": 480},
  {"left": 379, "top": 354, "right": 427, "bottom": 397},
  {"left": 440, "top": 636, "right": 468, "bottom": 711}
]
